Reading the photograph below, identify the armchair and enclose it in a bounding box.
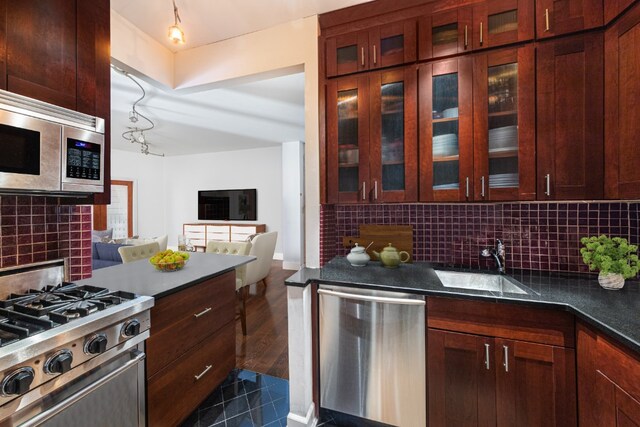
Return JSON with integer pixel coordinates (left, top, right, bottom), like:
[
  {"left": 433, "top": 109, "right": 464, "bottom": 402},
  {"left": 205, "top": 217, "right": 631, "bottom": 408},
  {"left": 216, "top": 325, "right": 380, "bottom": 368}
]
[{"left": 118, "top": 242, "right": 160, "bottom": 263}]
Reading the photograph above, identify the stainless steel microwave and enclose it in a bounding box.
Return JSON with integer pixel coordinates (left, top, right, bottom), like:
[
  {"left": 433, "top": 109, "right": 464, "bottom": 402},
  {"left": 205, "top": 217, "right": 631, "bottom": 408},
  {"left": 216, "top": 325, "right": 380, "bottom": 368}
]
[{"left": 0, "top": 90, "right": 105, "bottom": 195}]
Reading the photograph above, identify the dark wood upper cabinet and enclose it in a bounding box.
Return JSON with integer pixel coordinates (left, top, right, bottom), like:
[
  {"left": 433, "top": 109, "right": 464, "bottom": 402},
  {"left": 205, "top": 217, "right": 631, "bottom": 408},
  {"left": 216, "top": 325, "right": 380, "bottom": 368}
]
[
  {"left": 327, "top": 74, "right": 370, "bottom": 204},
  {"left": 327, "top": 66, "right": 417, "bottom": 203},
  {"left": 418, "top": 6, "right": 473, "bottom": 61},
  {"left": 604, "top": 1, "right": 640, "bottom": 199},
  {"left": 605, "top": 0, "right": 638, "bottom": 24},
  {"left": 536, "top": 0, "right": 603, "bottom": 38},
  {"left": 0, "top": 0, "right": 6, "bottom": 91},
  {"left": 369, "top": 66, "right": 417, "bottom": 202},
  {"left": 472, "top": 0, "right": 534, "bottom": 50},
  {"left": 419, "top": 57, "right": 474, "bottom": 202},
  {"left": 5, "top": 0, "right": 77, "bottom": 110},
  {"left": 577, "top": 321, "right": 640, "bottom": 426},
  {"left": 473, "top": 45, "right": 536, "bottom": 201},
  {"left": 326, "top": 19, "right": 416, "bottom": 78},
  {"left": 77, "top": 0, "right": 111, "bottom": 204},
  {"left": 537, "top": 32, "right": 604, "bottom": 200}
]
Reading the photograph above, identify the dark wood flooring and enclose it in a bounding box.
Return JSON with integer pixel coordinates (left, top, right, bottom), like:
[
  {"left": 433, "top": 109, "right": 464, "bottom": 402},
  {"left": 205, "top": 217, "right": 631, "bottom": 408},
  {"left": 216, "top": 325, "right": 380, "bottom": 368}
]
[{"left": 235, "top": 261, "right": 294, "bottom": 380}]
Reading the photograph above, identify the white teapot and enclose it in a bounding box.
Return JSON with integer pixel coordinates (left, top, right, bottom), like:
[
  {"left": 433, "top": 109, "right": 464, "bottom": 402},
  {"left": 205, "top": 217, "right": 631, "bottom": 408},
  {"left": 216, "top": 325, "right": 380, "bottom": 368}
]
[{"left": 347, "top": 243, "right": 370, "bottom": 267}]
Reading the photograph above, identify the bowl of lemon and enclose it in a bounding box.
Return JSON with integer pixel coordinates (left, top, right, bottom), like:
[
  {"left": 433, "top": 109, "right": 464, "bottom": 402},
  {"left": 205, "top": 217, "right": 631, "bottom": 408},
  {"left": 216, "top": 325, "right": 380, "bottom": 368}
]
[{"left": 149, "top": 250, "right": 190, "bottom": 272}]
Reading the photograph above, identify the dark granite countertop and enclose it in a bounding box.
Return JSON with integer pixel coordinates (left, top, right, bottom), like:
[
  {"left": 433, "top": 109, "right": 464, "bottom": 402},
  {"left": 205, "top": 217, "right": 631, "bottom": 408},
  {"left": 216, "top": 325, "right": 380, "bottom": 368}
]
[
  {"left": 80, "top": 252, "right": 255, "bottom": 299},
  {"left": 286, "top": 257, "right": 640, "bottom": 354}
]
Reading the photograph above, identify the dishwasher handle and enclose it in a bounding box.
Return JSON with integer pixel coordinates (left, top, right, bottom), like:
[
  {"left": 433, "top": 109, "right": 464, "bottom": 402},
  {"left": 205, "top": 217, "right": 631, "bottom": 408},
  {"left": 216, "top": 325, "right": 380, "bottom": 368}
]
[{"left": 318, "top": 288, "right": 425, "bottom": 306}]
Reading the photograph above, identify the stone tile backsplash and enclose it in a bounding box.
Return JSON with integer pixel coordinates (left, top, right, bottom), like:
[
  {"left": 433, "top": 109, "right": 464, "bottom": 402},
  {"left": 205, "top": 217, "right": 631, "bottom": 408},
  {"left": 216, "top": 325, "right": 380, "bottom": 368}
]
[
  {"left": 321, "top": 202, "right": 640, "bottom": 274},
  {"left": 0, "top": 196, "right": 92, "bottom": 280}
]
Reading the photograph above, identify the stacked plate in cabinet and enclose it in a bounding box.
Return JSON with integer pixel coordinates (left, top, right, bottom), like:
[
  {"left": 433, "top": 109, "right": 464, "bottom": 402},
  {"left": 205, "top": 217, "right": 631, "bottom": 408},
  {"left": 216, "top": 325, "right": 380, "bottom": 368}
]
[
  {"left": 488, "top": 125, "right": 518, "bottom": 153},
  {"left": 433, "top": 134, "right": 458, "bottom": 157},
  {"left": 489, "top": 173, "right": 519, "bottom": 188}
]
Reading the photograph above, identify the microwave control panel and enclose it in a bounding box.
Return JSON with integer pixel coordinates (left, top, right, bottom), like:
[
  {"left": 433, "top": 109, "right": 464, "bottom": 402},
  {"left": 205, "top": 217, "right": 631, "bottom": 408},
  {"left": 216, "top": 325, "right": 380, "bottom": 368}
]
[{"left": 66, "top": 139, "right": 101, "bottom": 180}]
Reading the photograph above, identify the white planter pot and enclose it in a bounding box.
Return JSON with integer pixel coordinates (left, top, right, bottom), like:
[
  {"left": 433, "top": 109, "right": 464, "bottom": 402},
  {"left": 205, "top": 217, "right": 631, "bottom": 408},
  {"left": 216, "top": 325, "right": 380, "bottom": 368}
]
[{"left": 598, "top": 272, "right": 625, "bottom": 290}]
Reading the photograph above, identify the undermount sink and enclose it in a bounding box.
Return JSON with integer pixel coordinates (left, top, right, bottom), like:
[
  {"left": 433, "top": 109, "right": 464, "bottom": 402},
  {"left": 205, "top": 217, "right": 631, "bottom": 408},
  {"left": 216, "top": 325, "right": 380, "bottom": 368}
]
[{"left": 434, "top": 270, "right": 530, "bottom": 295}]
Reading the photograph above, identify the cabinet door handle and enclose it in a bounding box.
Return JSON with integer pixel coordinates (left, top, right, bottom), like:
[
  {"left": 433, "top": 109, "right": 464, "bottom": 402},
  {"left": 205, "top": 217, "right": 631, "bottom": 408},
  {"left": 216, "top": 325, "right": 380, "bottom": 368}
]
[
  {"left": 361, "top": 47, "right": 365, "bottom": 66},
  {"left": 194, "top": 365, "right": 212, "bottom": 380},
  {"left": 480, "top": 22, "right": 483, "bottom": 45},
  {"left": 373, "top": 44, "right": 377, "bottom": 65},
  {"left": 484, "top": 343, "right": 491, "bottom": 370},
  {"left": 464, "top": 25, "right": 468, "bottom": 48},
  {"left": 465, "top": 177, "right": 470, "bottom": 198},
  {"left": 362, "top": 181, "right": 366, "bottom": 200},
  {"left": 194, "top": 307, "right": 212, "bottom": 318},
  {"left": 545, "top": 8, "right": 550, "bottom": 32},
  {"left": 503, "top": 345, "right": 509, "bottom": 372},
  {"left": 374, "top": 180, "right": 378, "bottom": 200},
  {"left": 544, "top": 174, "right": 551, "bottom": 196},
  {"left": 481, "top": 176, "right": 485, "bottom": 198}
]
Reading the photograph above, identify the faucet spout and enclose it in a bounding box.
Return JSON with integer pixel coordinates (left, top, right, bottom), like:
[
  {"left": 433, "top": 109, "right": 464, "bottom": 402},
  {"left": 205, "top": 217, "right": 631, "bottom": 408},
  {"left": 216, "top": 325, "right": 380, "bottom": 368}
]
[{"left": 481, "top": 240, "right": 506, "bottom": 273}]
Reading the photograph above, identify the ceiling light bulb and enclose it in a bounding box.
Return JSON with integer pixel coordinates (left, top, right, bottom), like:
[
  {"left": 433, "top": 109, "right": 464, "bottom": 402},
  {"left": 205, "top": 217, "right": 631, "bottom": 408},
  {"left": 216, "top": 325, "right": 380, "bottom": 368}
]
[
  {"left": 137, "top": 134, "right": 145, "bottom": 143},
  {"left": 168, "top": 25, "right": 185, "bottom": 44}
]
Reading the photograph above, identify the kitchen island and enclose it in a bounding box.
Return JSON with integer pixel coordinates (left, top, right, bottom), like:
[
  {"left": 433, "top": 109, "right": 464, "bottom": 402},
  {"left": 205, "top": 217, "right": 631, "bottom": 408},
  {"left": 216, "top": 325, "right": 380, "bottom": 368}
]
[
  {"left": 285, "top": 258, "right": 640, "bottom": 426},
  {"left": 81, "top": 252, "right": 254, "bottom": 426}
]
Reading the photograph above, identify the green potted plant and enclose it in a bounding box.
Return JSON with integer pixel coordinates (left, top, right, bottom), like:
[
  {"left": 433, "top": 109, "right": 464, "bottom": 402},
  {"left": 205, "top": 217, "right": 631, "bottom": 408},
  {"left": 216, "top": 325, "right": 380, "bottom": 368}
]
[{"left": 580, "top": 235, "right": 640, "bottom": 290}]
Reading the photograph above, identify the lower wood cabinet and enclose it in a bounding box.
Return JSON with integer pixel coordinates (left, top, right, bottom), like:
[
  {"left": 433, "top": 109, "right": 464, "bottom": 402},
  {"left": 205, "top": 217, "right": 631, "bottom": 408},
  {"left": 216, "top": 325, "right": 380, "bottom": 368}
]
[
  {"left": 146, "top": 271, "right": 236, "bottom": 426},
  {"left": 577, "top": 321, "right": 640, "bottom": 426},
  {"left": 427, "top": 297, "right": 577, "bottom": 426}
]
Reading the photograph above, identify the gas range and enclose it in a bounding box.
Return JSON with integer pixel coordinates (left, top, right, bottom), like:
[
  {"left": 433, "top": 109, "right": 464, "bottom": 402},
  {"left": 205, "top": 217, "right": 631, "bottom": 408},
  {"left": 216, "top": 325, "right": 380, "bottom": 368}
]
[{"left": 0, "top": 260, "right": 153, "bottom": 426}]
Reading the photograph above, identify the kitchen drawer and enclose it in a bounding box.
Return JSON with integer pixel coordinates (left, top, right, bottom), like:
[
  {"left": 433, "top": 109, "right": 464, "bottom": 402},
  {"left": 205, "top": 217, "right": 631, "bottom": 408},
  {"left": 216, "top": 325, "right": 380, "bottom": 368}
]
[
  {"left": 146, "top": 273, "right": 235, "bottom": 377},
  {"left": 149, "top": 271, "right": 235, "bottom": 334},
  {"left": 427, "top": 297, "right": 575, "bottom": 347},
  {"left": 147, "top": 324, "right": 235, "bottom": 427}
]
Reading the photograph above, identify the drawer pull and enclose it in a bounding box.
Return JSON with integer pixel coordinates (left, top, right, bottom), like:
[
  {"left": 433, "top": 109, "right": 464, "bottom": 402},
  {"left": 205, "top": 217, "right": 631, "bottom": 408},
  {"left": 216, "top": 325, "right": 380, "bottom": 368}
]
[
  {"left": 194, "top": 307, "right": 212, "bottom": 318},
  {"left": 503, "top": 345, "right": 509, "bottom": 372},
  {"left": 194, "top": 365, "right": 212, "bottom": 381},
  {"left": 484, "top": 343, "right": 491, "bottom": 370}
]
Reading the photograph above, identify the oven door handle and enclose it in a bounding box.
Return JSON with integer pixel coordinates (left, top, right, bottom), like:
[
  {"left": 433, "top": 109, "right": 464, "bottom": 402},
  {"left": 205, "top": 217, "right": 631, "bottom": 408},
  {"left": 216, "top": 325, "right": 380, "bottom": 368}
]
[{"left": 20, "top": 350, "right": 146, "bottom": 427}]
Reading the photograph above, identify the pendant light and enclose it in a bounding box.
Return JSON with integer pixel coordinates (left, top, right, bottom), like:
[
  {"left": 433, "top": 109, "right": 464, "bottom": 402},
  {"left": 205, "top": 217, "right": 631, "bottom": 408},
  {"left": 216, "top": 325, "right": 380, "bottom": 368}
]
[{"left": 168, "top": 0, "right": 185, "bottom": 44}]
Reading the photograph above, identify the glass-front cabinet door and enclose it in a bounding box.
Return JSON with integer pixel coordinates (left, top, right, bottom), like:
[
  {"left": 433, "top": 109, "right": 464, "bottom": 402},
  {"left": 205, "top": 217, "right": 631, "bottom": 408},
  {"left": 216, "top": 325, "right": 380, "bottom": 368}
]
[
  {"left": 473, "top": 0, "right": 534, "bottom": 50},
  {"left": 326, "top": 31, "right": 369, "bottom": 78},
  {"left": 327, "top": 75, "right": 370, "bottom": 203},
  {"left": 368, "top": 20, "right": 417, "bottom": 70},
  {"left": 419, "top": 57, "right": 473, "bottom": 201},
  {"left": 369, "top": 67, "right": 417, "bottom": 202},
  {"left": 418, "top": 7, "right": 473, "bottom": 60},
  {"left": 473, "top": 45, "right": 535, "bottom": 201}
]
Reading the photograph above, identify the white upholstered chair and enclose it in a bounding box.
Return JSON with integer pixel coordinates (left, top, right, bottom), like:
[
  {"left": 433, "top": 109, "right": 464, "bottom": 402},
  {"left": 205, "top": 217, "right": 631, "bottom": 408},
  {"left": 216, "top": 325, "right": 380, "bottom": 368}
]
[
  {"left": 118, "top": 242, "right": 160, "bottom": 263},
  {"left": 205, "top": 241, "right": 253, "bottom": 335},
  {"left": 245, "top": 231, "right": 278, "bottom": 295}
]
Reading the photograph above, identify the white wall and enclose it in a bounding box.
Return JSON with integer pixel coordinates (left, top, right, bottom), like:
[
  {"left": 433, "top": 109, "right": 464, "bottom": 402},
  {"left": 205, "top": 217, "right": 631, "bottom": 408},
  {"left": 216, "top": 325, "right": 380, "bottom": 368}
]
[
  {"left": 110, "top": 149, "right": 166, "bottom": 238},
  {"left": 163, "top": 146, "right": 283, "bottom": 256},
  {"left": 282, "top": 141, "right": 304, "bottom": 270}
]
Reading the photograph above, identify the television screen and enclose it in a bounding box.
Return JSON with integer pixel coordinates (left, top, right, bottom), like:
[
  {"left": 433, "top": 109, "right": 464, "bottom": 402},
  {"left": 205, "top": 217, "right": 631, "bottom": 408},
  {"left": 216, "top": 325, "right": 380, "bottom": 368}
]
[{"left": 198, "top": 189, "right": 257, "bottom": 221}]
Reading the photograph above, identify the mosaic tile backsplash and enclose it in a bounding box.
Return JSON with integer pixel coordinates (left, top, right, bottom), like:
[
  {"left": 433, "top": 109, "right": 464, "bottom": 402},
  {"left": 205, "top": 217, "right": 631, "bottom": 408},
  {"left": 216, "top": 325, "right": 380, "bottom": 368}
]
[
  {"left": 0, "top": 196, "right": 92, "bottom": 280},
  {"left": 321, "top": 202, "right": 640, "bottom": 275}
]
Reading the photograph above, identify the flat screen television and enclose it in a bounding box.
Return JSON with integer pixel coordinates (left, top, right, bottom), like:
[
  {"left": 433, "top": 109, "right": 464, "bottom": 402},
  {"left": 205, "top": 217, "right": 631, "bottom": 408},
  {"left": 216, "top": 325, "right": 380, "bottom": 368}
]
[{"left": 198, "top": 189, "right": 257, "bottom": 221}]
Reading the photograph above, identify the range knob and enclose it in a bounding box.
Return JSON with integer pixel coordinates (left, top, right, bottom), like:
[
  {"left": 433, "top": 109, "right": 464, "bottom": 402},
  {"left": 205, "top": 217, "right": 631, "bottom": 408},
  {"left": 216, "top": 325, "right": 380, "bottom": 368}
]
[
  {"left": 44, "top": 350, "right": 73, "bottom": 375},
  {"left": 1, "top": 367, "right": 35, "bottom": 396},
  {"left": 121, "top": 319, "right": 141, "bottom": 337},
  {"left": 84, "top": 334, "right": 108, "bottom": 355}
]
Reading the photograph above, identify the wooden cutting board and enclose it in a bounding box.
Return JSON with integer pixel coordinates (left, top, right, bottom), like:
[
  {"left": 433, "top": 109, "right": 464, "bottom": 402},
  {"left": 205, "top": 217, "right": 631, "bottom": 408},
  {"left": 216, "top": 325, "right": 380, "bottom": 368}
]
[{"left": 342, "top": 224, "right": 414, "bottom": 262}]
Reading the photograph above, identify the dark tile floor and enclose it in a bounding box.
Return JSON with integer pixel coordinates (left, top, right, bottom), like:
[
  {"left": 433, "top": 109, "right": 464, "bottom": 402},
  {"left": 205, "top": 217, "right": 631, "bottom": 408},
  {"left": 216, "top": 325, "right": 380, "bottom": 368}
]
[{"left": 180, "top": 369, "right": 290, "bottom": 427}]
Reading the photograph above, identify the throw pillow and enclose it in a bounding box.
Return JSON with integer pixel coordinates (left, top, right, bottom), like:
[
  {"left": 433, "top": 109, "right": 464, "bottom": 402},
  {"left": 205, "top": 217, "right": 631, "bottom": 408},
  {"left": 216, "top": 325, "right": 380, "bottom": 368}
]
[{"left": 92, "top": 228, "right": 113, "bottom": 243}]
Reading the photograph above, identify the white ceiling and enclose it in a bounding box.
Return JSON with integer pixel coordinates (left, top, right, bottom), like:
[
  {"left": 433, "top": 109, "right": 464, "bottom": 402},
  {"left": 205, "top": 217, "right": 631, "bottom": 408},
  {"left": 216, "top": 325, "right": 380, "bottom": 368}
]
[
  {"left": 111, "top": 68, "right": 305, "bottom": 156},
  {"left": 111, "top": 0, "right": 372, "bottom": 52},
  {"left": 110, "top": 0, "right": 372, "bottom": 157}
]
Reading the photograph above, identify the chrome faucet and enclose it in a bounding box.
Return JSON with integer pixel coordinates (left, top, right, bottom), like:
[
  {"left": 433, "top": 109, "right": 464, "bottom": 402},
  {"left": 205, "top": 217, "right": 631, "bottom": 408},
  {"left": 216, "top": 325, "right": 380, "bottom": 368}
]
[{"left": 481, "top": 239, "right": 506, "bottom": 274}]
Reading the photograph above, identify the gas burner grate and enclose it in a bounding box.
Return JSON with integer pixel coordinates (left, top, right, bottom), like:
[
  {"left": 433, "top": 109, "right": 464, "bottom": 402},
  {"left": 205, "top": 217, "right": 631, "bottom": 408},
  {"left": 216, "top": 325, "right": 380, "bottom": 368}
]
[{"left": 0, "top": 308, "right": 57, "bottom": 343}]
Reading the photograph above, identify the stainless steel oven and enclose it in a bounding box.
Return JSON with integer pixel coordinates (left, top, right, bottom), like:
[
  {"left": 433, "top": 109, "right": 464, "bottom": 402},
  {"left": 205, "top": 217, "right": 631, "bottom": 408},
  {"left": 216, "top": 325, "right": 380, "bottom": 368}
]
[
  {"left": 0, "top": 260, "right": 153, "bottom": 427},
  {"left": 0, "top": 89, "right": 104, "bottom": 195}
]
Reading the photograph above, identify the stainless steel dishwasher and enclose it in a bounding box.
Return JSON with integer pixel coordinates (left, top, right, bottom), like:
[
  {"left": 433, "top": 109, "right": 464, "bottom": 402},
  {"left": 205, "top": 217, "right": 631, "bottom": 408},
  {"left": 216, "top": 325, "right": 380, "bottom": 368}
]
[{"left": 318, "top": 284, "right": 426, "bottom": 427}]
